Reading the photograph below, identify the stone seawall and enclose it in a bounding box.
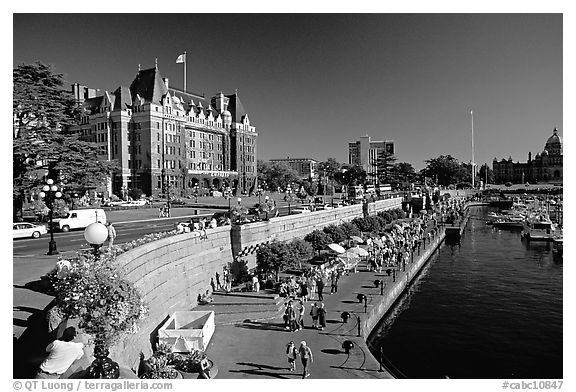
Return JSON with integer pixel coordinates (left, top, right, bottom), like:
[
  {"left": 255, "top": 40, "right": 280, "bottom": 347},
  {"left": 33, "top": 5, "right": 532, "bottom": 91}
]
[
  {"left": 232, "top": 198, "right": 403, "bottom": 269},
  {"left": 71, "top": 197, "right": 402, "bottom": 373},
  {"left": 361, "top": 228, "right": 446, "bottom": 342}
]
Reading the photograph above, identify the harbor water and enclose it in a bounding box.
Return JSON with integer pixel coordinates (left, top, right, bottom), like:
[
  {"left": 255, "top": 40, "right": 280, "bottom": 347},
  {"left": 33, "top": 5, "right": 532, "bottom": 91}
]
[{"left": 368, "top": 206, "right": 562, "bottom": 379}]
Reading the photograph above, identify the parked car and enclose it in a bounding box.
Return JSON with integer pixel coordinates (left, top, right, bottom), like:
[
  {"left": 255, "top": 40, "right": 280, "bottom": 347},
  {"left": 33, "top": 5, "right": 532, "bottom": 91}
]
[
  {"left": 122, "top": 199, "right": 147, "bottom": 207},
  {"left": 103, "top": 200, "right": 125, "bottom": 207},
  {"left": 291, "top": 207, "right": 312, "bottom": 214},
  {"left": 315, "top": 204, "right": 333, "bottom": 210},
  {"left": 13, "top": 222, "right": 48, "bottom": 239}
]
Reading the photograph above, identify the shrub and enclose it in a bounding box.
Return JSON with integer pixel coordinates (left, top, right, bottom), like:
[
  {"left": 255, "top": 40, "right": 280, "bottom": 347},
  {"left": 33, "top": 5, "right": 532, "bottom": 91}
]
[
  {"left": 304, "top": 230, "right": 331, "bottom": 255},
  {"left": 323, "top": 224, "right": 347, "bottom": 244}
]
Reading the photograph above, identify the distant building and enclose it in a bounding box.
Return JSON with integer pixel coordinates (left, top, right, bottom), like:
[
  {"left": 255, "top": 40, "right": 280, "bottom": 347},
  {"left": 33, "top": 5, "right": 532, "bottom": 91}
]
[
  {"left": 69, "top": 64, "right": 258, "bottom": 198},
  {"left": 269, "top": 157, "right": 318, "bottom": 179},
  {"left": 492, "top": 128, "right": 562, "bottom": 184},
  {"left": 348, "top": 135, "right": 395, "bottom": 179}
]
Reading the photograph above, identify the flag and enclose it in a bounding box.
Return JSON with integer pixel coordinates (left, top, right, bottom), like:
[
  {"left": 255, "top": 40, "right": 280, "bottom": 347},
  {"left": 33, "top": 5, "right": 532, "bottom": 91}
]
[
  {"left": 470, "top": 110, "right": 473, "bottom": 115},
  {"left": 176, "top": 53, "right": 186, "bottom": 64}
]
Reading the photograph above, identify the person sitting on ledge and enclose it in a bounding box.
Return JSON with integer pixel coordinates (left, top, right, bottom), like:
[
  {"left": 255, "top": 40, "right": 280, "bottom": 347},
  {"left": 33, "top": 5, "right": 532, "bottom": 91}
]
[{"left": 198, "top": 290, "right": 214, "bottom": 305}]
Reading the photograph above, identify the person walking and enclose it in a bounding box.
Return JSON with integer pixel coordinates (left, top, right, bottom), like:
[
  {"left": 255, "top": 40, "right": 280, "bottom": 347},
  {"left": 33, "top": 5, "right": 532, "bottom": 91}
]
[
  {"left": 210, "top": 278, "right": 216, "bottom": 293},
  {"left": 215, "top": 272, "right": 222, "bottom": 291},
  {"left": 298, "top": 341, "right": 313, "bottom": 378},
  {"left": 252, "top": 275, "right": 260, "bottom": 292},
  {"left": 300, "top": 280, "right": 309, "bottom": 302},
  {"left": 316, "top": 277, "right": 325, "bottom": 301},
  {"left": 310, "top": 302, "right": 319, "bottom": 329},
  {"left": 35, "top": 327, "right": 84, "bottom": 379},
  {"left": 309, "top": 277, "right": 316, "bottom": 301},
  {"left": 107, "top": 222, "right": 117, "bottom": 249},
  {"left": 296, "top": 300, "right": 305, "bottom": 331},
  {"left": 286, "top": 341, "right": 298, "bottom": 372},
  {"left": 317, "top": 302, "right": 326, "bottom": 330},
  {"left": 330, "top": 271, "right": 339, "bottom": 294}
]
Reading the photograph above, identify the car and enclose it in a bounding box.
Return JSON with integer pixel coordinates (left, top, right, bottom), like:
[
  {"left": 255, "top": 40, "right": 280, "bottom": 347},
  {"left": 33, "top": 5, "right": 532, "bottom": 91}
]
[
  {"left": 13, "top": 222, "right": 48, "bottom": 239},
  {"left": 315, "top": 204, "right": 333, "bottom": 210},
  {"left": 123, "top": 199, "right": 147, "bottom": 207},
  {"left": 291, "top": 207, "right": 312, "bottom": 214},
  {"left": 103, "top": 200, "right": 125, "bottom": 207}
]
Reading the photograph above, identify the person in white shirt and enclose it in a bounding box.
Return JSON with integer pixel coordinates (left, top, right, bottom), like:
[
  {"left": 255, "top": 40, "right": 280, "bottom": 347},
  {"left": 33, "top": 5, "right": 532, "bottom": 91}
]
[{"left": 36, "top": 327, "right": 84, "bottom": 378}]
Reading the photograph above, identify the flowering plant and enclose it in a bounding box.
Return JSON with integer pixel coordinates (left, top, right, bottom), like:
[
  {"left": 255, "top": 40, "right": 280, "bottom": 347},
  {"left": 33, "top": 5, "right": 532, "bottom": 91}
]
[
  {"left": 49, "top": 251, "right": 148, "bottom": 348},
  {"left": 106, "top": 229, "right": 178, "bottom": 258}
]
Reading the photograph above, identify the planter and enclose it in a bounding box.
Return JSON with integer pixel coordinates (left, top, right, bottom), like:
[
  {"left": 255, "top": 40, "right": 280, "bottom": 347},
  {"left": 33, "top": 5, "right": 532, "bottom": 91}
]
[
  {"left": 158, "top": 311, "right": 215, "bottom": 352},
  {"left": 178, "top": 360, "right": 218, "bottom": 379}
]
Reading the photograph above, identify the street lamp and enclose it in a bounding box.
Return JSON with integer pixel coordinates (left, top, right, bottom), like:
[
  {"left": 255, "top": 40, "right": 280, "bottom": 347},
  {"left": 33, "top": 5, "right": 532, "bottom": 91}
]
[
  {"left": 38, "top": 178, "right": 62, "bottom": 255},
  {"left": 84, "top": 222, "right": 108, "bottom": 259},
  {"left": 257, "top": 184, "right": 263, "bottom": 204},
  {"left": 194, "top": 184, "right": 199, "bottom": 203},
  {"left": 286, "top": 183, "right": 293, "bottom": 215}
]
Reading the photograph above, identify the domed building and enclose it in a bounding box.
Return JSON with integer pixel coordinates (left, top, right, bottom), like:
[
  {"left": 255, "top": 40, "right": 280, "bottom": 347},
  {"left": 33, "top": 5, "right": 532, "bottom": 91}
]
[{"left": 493, "top": 128, "right": 562, "bottom": 184}]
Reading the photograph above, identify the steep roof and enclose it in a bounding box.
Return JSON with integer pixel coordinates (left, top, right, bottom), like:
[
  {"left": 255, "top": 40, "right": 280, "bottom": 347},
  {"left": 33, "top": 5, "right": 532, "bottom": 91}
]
[
  {"left": 226, "top": 92, "right": 248, "bottom": 123},
  {"left": 113, "top": 86, "right": 132, "bottom": 111},
  {"left": 129, "top": 67, "right": 168, "bottom": 105},
  {"left": 82, "top": 96, "right": 104, "bottom": 115}
]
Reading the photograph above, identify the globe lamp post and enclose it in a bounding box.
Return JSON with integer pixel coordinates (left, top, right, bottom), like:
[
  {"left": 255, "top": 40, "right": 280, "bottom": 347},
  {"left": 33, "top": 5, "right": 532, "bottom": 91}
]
[
  {"left": 84, "top": 222, "right": 109, "bottom": 258},
  {"left": 38, "top": 178, "right": 62, "bottom": 255}
]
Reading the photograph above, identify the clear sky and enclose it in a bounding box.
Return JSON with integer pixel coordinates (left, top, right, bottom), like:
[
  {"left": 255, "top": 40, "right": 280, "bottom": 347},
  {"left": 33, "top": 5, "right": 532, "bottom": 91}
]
[{"left": 12, "top": 13, "right": 562, "bottom": 170}]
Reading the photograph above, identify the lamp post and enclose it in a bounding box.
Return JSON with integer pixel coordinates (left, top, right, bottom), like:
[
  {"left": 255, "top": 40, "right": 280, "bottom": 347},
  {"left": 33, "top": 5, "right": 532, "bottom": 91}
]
[
  {"left": 38, "top": 178, "right": 62, "bottom": 255},
  {"left": 257, "top": 185, "right": 263, "bottom": 205},
  {"left": 84, "top": 222, "right": 109, "bottom": 259},
  {"left": 286, "top": 183, "right": 293, "bottom": 215},
  {"left": 194, "top": 184, "right": 199, "bottom": 203}
]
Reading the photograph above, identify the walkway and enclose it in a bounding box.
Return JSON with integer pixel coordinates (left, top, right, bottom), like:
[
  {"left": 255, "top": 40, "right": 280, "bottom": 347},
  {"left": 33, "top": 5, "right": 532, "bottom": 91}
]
[{"left": 204, "top": 267, "right": 395, "bottom": 379}]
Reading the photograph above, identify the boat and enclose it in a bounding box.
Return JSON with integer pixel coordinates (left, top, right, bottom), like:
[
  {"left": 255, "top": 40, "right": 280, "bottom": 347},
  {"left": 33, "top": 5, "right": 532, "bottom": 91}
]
[
  {"left": 492, "top": 217, "right": 525, "bottom": 230},
  {"left": 522, "top": 215, "right": 558, "bottom": 241}
]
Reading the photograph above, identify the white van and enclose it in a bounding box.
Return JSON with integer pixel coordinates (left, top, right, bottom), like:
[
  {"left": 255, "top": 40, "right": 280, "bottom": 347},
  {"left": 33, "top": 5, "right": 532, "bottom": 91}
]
[{"left": 54, "top": 209, "right": 107, "bottom": 232}]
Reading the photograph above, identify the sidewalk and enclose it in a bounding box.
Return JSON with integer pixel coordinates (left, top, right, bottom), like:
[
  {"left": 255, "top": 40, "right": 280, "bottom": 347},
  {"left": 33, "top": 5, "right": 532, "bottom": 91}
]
[{"left": 205, "top": 267, "right": 395, "bottom": 379}]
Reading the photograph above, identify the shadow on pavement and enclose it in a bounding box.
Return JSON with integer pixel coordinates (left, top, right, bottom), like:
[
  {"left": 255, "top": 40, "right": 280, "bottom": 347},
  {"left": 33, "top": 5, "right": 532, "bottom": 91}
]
[
  {"left": 236, "top": 321, "right": 286, "bottom": 331},
  {"left": 321, "top": 348, "right": 344, "bottom": 355},
  {"left": 13, "top": 306, "right": 52, "bottom": 379},
  {"left": 232, "top": 362, "right": 294, "bottom": 379}
]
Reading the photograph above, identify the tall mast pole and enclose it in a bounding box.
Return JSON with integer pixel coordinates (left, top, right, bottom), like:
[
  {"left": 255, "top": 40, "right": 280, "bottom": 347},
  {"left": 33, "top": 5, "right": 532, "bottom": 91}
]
[
  {"left": 471, "top": 110, "right": 475, "bottom": 189},
  {"left": 183, "top": 51, "right": 187, "bottom": 93}
]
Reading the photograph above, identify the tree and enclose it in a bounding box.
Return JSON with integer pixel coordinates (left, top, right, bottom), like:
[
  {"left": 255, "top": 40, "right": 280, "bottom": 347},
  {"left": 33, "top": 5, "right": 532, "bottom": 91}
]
[
  {"left": 334, "top": 165, "right": 367, "bottom": 188},
  {"left": 256, "top": 241, "right": 294, "bottom": 281},
  {"left": 323, "top": 224, "right": 347, "bottom": 244},
  {"left": 478, "top": 164, "right": 495, "bottom": 185},
  {"left": 13, "top": 62, "right": 115, "bottom": 219},
  {"left": 301, "top": 180, "right": 318, "bottom": 200},
  {"left": 304, "top": 230, "right": 331, "bottom": 256},
  {"left": 390, "top": 162, "right": 416, "bottom": 190},
  {"left": 317, "top": 158, "right": 342, "bottom": 195},
  {"left": 257, "top": 160, "right": 299, "bottom": 191},
  {"left": 288, "top": 239, "right": 314, "bottom": 268},
  {"left": 373, "top": 151, "right": 397, "bottom": 185},
  {"left": 421, "top": 155, "right": 466, "bottom": 186}
]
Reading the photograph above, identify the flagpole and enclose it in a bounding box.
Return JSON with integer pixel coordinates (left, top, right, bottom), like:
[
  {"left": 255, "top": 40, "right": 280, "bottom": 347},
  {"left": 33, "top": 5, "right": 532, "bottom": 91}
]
[
  {"left": 471, "top": 110, "right": 475, "bottom": 189},
  {"left": 183, "top": 51, "right": 187, "bottom": 93}
]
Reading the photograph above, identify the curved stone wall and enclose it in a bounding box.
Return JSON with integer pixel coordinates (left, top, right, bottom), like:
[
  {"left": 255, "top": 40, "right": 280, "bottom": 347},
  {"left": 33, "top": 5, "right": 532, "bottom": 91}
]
[{"left": 71, "top": 197, "right": 402, "bottom": 373}]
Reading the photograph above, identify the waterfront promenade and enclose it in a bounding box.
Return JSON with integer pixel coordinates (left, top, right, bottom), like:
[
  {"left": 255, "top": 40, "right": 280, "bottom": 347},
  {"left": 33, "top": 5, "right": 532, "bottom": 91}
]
[
  {"left": 14, "top": 203, "right": 447, "bottom": 379},
  {"left": 204, "top": 223, "right": 446, "bottom": 379}
]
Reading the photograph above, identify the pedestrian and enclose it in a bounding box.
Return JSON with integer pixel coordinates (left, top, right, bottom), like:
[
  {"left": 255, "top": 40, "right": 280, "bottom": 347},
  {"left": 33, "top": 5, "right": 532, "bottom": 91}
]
[
  {"left": 225, "top": 274, "right": 232, "bottom": 293},
  {"left": 296, "top": 300, "right": 305, "bottom": 330},
  {"left": 309, "top": 277, "right": 316, "bottom": 300},
  {"left": 310, "top": 302, "right": 318, "bottom": 328},
  {"left": 107, "top": 222, "right": 117, "bottom": 249},
  {"left": 300, "top": 280, "right": 309, "bottom": 302},
  {"left": 284, "top": 301, "right": 296, "bottom": 331},
  {"left": 316, "top": 278, "right": 325, "bottom": 301},
  {"left": 215, "top": 272, "right": 222, "bottom": 291},
  {"left": 285, "top": 341, "right": 298, "bottom": 372},
  {"left": 210, "top": 278, "right": 216, "bottom": 293},
  {"left": 36, "top": 327, "right": 84, "bottom": 379},
  {"left": 330, "top": 271, "right": 338, "bottom": 294},
  {"left": 298, "top": 341, "right": 313, "bottom": 378},
  {"left": 317, "top": 302, "right": 326, "bottom": 330},
  {"left": 252, "top": 275, "right": 260, "bottom": 292}
]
